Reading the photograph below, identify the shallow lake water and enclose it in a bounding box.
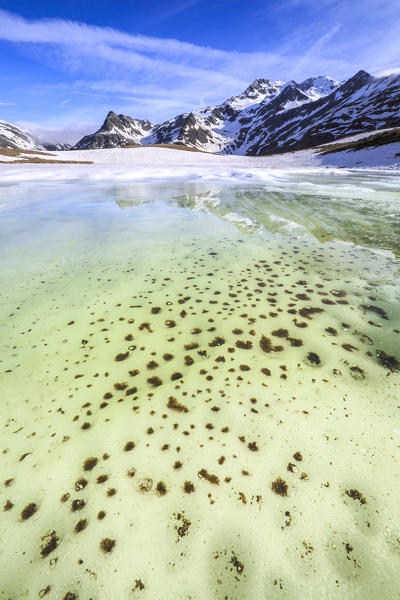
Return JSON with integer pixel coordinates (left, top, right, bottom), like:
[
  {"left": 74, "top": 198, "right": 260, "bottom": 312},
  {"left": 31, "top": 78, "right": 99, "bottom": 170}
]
[{"left": 0, "top": 173, "right": 400, "bottom": 599}]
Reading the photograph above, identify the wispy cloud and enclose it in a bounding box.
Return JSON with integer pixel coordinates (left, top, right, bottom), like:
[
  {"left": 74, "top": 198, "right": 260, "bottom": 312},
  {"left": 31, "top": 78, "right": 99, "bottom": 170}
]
[{"left": 143, "top": 0, "right": 205, "bottom": 25}]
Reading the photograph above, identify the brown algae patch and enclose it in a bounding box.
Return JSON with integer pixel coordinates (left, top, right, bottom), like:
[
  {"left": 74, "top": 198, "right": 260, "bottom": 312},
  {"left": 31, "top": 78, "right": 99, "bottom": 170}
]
[
  {"left": 155, "top": 481, "right": 168, "bottom": 496},
  {"left": 198, "top": 469, "right": 220, "bottom": 485},
  {"left": 271, "top": 478, "right": 288, "bottom": 496},
  {"left": 83, "top": 457, "right": 98, "bottom": 471},
  {"left": 167, "top": 396, "right": 189, "bottom": 413},
  {"left": 183, "top": 481, "right": 195, "bottom": 493},
  {"left": 20, "top": 503, "right": 38, "bottom": 520},
  {"left": 40, "top": 531, "right": 59, "bottom": 557},
  {"left": 100, "top": 538, "right": 116, "bottom": 553},
  {"left": 345, "top": 489, "right": 367, "bottom": 505}
]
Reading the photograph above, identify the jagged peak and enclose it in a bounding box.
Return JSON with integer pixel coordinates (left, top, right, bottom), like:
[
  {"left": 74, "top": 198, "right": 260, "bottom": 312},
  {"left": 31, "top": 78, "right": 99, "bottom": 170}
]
[
  {"left": 344, "top": 70, "right": 373, "bottom": 86},
  {"left": 242, "top": 78, "right": 284, "bottom": 95},
  {"left": 339, "top": 69, "right": 373, "bottom": 93},
  {"left": 245, "top": 78, "right": 272, "bottom": 90},
  {"left": 353, "top": 69, "right": 371, "bottom": 78}
]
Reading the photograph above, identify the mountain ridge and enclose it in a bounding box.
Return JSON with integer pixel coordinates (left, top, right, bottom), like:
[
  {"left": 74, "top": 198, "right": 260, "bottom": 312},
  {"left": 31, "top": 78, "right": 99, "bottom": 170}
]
[
  {"left": 1, "top": 70, "right": 399, "bottom": 155},
  {"left": 73, "top": 70, "right": 400, "bottom": 155}
]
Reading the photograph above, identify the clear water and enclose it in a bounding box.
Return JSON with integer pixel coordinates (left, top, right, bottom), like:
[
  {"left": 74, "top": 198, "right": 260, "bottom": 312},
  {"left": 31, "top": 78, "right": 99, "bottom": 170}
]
[{"left": 1, "top": 174, "right": 400, "bottom": 599}]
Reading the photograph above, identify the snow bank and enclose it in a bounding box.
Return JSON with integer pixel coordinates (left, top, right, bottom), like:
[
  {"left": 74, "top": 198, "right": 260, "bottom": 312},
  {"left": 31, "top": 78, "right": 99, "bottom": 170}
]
[{"left": 0, "top": 145, "right": 398, "bottom": 184}]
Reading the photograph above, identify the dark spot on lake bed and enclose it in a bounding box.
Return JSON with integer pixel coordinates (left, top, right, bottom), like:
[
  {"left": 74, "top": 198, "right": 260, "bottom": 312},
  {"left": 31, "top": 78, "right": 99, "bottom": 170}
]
[
  {"left": 360, "top": 304, "right": 389, "bottom": 320},
  {"left": 261, "top": 367, "right": 271, "bottom": 376},
  {"left": 298, "top": 307, "right": 324, "bottom": 320},
  {"left": 115, "top": 352, "right": 129, "bottom": 362},
  {"left": 349, "top": 366, "right": 365, "bottom": 380},
  {"left": 74, "top": 518, "right": 88, "bottom": 533},
  {"left": 83, "top": 457, "right": 98, "bottom": 471},
  {"left": 148, "top": 376, "right": 163, "bottom": 387},
  {"left": 198, "top": 469, "right": 220, "bottom": 485},
  {"left": 97, "top": 474, "right": 109, "bottom": 484},
  {"left": 100, "top": 538, "right": 116, "bottom": 553},
  {"left": 272, "top": 328, "right": 289, "bottom": 338},
  {"left": 171, "top": 372, "right": 183, "bottom": 381},
  {"left": 345, "top": 489, "right": 367, "bottom": 505},
  {"left": 236, "top": 340, "right": 253, "bottom": 350},
  {"left": 271, "top": 478, "right": 288, "bottom": 496},
  {"left": 167, "top": 396, "right": 188, "bottom": 413},
  {"left": 75, "top": 478, "right": 88, "bottom": 491},
  {"left": 40, "top": 531, "right": 59, "bottom": 557},
  {"left": 209, "top": 336, "right": 225, "bottom": 347},
  {"left": 248, "top": 441, "right": 258, "bottom": 451},
  {"left": 305, "top": 352, "right": 321, "bottom": 366},
  {"left": 21, "top": 502, "right": 37, "bottom": 520},
  {"left": 230, "top": 552, "right": 244, "bottom": 575},
  {"left": 376, "top": 349, "right": 400, "bottom": 372},
  {"left": 325, "top": 327, "right": 337, "bottom": 336},
  {"left": 114, "top": 382, "right": 128, "bottom": 390},
  {"left": 71, "top": 499, "right": 85, "bottom": 512},
  {"left": 156, "top": 481, "right": 167, "bottom": 496}
]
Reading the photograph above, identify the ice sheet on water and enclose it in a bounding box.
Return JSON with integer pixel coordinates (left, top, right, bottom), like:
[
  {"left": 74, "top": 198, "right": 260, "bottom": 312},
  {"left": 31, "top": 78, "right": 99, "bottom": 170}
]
[{"left": 0, "top": 179, "right": 399, "bottom": 599}]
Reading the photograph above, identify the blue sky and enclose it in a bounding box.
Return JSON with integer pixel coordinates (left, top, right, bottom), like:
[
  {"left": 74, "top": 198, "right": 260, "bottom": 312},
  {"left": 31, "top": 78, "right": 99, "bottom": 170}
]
[{"left": 0, "top": 1, "right": 399, "bottom": 143}]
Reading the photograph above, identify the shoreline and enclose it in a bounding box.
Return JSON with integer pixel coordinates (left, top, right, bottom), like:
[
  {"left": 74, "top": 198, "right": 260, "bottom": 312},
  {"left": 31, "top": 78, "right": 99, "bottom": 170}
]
[{"left": 0, "top": 146, "right": 399, "bottom": 183}]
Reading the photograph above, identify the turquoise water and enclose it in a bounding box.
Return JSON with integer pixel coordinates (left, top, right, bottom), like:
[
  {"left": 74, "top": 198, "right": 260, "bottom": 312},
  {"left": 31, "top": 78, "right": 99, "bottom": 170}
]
[{"left": 0, "top": 174, "right": 400, "bottom": 599}]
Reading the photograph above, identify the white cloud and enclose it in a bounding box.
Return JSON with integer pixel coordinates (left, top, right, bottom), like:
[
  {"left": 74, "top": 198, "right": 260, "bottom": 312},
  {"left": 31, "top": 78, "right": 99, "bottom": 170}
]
[{"left": 15, "top": 120, "right": 98, "bottom": 145}]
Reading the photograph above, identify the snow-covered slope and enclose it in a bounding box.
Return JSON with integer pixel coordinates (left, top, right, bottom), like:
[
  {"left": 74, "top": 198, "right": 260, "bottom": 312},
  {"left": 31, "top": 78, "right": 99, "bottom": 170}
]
[
  {"left": 141, "top": 76, "right": 340, "bottom": 152},
  {"left": 236, "top": 71, "right": 400, "bottom": 155},
  {"left": 73, "top": 70, "right": 400, "bottom": 155},
  {"left": 75, "top": 111, "right": 155, "bottom": 149},
  {"left": 0, "top": 120, "right": 44, "bottom": 150}
]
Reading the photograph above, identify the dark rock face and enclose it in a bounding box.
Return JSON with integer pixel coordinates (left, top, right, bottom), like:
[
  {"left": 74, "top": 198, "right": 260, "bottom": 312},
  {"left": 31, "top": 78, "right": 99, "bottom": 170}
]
[
  {"left": 72, "top": 70, "right": 400, "bottom": 154},
  {"left": 74, "top": 111, "right": 155, "bottom": 149}
]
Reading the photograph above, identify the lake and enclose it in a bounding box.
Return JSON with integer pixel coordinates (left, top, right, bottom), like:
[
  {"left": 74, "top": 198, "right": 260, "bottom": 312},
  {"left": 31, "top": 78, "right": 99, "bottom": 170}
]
[{"left": 1, "top": 172, "right": 399, "bottom": 599}]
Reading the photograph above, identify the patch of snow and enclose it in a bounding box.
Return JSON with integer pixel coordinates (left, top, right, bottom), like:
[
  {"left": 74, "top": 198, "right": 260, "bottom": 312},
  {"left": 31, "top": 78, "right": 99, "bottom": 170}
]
[
  {"left": 315, "top": 142, "right": 400, "bottom": 168},
  {"left": 319, "top": 128, "right": 398, "bottom": 146}
]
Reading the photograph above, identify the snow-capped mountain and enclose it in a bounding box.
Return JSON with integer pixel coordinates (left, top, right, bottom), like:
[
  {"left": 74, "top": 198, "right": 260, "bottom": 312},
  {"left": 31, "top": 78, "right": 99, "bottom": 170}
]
[
  {"left": 74, "top": 76, "right": 337, "bottom": 152},
  {"left": 0, "top": 119, "right": 44, "bottom": 150},
  {"left": 75, "top": 111, "right": 155, "bottom": 149},
  {"left": 231, "top": 70, "right": 400, "bottom": 155},
  {"left": 0, "top": 120, "right": 72, "bottom": 151}
]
